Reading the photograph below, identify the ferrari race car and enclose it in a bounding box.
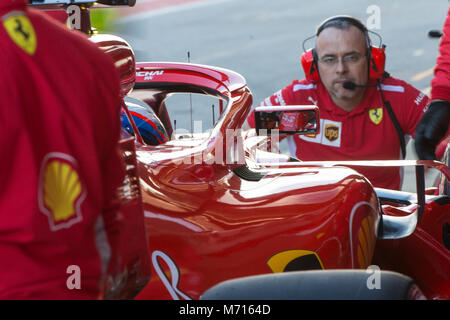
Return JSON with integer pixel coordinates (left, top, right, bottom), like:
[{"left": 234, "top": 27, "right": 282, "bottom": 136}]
[
  {"left": 32, "top": 0, "right": 449, "bottom": 300},
  {"left": 124, "top": 62, "right": 450, "bottom": 300}
]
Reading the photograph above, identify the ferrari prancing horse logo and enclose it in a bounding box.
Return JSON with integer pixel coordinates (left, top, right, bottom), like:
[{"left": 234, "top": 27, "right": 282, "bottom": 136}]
[
  {"left": 369, "top": 107, "right": 383, "bottom": 125},
  {"left": 2, "top": 12, "right": 37, "bottom": 55}
]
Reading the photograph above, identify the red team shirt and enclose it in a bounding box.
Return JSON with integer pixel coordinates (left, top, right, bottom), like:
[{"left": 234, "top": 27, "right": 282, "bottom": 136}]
[
  {"left": 248, "top": 76, "right": 429, "bottom": 189},
  {"left": 0, "top": 1, "right": 123, "bottom": 298},
  {"left": 430, "top": 7, "right": 450, "bottom": 159},
  {"left": 431, "top": 7, "right": 450, "bottom": 102}
]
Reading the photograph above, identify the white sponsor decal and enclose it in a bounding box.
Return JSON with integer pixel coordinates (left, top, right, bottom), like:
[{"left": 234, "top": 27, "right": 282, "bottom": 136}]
[
  {"left": 293, "top": 84, "right": 316, "bottom": 91},
  {"left": 379, "top": 84, "right": 404, "bottom": 93},
  {"left": 299, "top": 119, "right": 342, "bottom": 147},
  {"left": 136, "top": 70, "right": 165, "bottom": 80},
  {"left": 152, "top": 250, "right": 191, "bottom": 300},
  {"left": 414, "top": 92, "right": 425, "bottom": 106}
]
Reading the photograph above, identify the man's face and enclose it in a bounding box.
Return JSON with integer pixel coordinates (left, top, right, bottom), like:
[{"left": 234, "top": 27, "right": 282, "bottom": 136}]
[{"left": 315, "top": 25, "right": 369, "bottom": 105}]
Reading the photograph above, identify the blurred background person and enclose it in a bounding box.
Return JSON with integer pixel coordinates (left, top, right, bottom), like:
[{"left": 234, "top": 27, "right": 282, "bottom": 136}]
[
  {"left": 247, "top": 15, "right": 429, "bottom": 190},
  {"left": 0, "top": 0, "right": 124, "bottom": 299},
  {"left": 415, "top": 7, "right": 450, "bottom": 161}
]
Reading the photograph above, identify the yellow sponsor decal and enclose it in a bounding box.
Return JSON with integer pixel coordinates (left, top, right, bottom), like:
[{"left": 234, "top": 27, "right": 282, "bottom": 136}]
[
  {"left": 39, "top": 153, "right": 85, "bottom": 231},
  {"left": 43, "top": 160, "right": 82, "bottom": 222},
  {"left": 316, "top": 232, "right": 325, "bottom": 239},
  {"left": 3, "top": 12, "right": 37, "bottom": 55},
  {"left": 356, "top": 216, "right": 375, "bottom": 268},
  {"left": 267, "top": 249, "right": 324, "bottom": 273},
  {"left": 369, "top": 107, "right": 383, "bottom": 125}
]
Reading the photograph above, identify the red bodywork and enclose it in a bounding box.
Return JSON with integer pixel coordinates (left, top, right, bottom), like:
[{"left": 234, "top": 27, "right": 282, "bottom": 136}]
[
  {"left": 117, "top": 62, "right": 449, "bottom": 300},
  {"left": 374, "top": 199, "right": 450, "bottom": 299}
]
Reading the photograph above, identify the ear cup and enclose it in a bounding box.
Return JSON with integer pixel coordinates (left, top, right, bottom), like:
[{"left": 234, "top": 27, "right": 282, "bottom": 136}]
[
  {"left": 368, "top": 46, "right": 386, "bottom": 80},
  {"left": 301, "top": 49, "right": 320, "bottom": 82}
]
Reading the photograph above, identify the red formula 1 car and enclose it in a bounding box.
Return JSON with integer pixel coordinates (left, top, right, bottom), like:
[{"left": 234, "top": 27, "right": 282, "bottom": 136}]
[
  {"left": 124, "top": 61, "right": 450, "bottom": 300},
  {"left": 32, "top": 1, "right": 449, "bottom": 300}
]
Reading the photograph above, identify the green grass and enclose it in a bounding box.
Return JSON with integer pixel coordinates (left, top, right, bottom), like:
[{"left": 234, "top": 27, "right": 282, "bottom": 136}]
[{"left": 90, "top": 8, "right": 119, "bottom": 32}]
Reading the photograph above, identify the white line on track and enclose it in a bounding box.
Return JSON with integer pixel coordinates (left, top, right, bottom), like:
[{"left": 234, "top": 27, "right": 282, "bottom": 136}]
[{"left": 411, "top": 67, "right": 434, "bottom": 82}]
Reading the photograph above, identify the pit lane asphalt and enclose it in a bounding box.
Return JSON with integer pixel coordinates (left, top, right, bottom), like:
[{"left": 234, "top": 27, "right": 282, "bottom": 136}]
[{"left": 113, "top": 0, "right": 449, "bottom": 191}]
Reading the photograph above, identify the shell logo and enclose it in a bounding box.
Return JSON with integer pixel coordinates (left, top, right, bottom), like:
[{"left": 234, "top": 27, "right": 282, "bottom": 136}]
[
  {"left": 39, "top": 153, "right": 85, "bottom": 231},
  {"left": 356, "top": 215, "right": 376, "bottom": 268},
  {"left": 267, "top": 249, "right": 324, "bottom": 273}
]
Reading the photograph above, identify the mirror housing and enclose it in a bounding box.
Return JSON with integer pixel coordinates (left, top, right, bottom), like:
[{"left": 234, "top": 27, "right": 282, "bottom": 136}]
[{"left": 254, "top": 105, "right": 319, "bottom": 136}]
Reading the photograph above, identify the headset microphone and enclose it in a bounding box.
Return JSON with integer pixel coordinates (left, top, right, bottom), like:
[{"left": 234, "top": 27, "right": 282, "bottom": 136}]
[{"left": 342, "top": 81, "right": 378, "bottom": 90}]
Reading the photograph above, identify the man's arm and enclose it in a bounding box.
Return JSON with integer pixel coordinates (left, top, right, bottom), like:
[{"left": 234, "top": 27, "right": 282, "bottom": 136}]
[
  {"left": 431, "top": 8, "right": 450, "bottom": 102},
  {"left": 415, "top": 8, "right": 450, "bottom": 160},
  {"left": 415, "top": 100, "right": 450, "bottom": 160}
]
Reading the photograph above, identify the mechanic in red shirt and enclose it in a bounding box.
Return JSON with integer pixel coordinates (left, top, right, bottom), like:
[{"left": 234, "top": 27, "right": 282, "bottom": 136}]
[
  {"left": 0, "top": 0, "right": 124, "bottom": 299},
  {"left": 247, "top": 15, "right": 429, "bottom": 190},
  {"left": 415, "top": 8, "right": 450, "bottom": 161}
]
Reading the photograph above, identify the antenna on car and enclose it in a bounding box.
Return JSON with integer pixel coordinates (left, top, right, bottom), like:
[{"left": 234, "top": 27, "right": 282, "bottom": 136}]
[{"left": 188, "top": 51, "right": 193, "bottom": 137}]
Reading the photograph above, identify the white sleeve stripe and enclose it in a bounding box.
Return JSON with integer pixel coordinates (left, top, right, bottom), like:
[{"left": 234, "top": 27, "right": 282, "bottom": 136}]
[
  {"left": 276, "top": 90, "right": 286, "bottom": 106},
  {"left": 293, "top": 84, "right": 316, "bottom": 91},
  {"left": 378, "top": 84, "right": 405, "bottom": 93},
  {"left": 263, "top": 97, "right": 272, "bottom": 106}
]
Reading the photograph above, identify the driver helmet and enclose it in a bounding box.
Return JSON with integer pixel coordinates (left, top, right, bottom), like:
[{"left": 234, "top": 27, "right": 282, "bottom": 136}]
[{"left": 121, "top": 102, "right": 169, "bottom": 146}]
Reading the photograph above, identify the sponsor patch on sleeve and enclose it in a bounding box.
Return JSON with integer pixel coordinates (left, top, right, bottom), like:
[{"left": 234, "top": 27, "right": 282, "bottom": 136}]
[
  {"left": 38, "top": 153, "right": 85, "bottom": 231},
  {"left": 2, "top": 11, "right": 37, "bottom": 55}
]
